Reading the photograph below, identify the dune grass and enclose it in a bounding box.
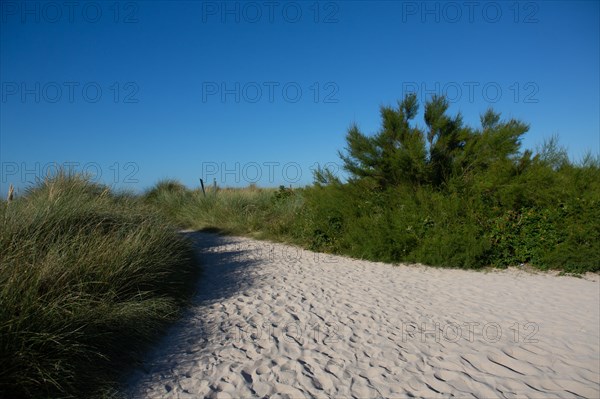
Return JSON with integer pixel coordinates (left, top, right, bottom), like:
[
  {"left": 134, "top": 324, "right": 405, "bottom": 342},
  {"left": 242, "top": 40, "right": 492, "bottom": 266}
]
[
  {"left": 0, "top": 173, "right": 200, "bottom": 398},
  {"left": 143, "top": 181, "right": 303, "bottom": 239}
]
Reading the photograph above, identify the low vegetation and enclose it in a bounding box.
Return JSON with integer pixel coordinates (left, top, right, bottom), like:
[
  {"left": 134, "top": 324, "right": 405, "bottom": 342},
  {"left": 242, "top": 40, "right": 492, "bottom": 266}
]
[
  {"left": 143, "top": 181, "right": 301, "bottom": 239},
  {"left": 145, "top": 95, "right": 599, "bottom": 273},
  {"left": 0, "top": 173, "right": 200, "bottom": 398}
]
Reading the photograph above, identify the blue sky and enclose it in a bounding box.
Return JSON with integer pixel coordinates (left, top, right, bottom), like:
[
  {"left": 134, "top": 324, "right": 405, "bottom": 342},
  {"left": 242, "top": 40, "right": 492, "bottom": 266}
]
[{"left": 1, "top": 0, "right": 599, "bottom": 195}]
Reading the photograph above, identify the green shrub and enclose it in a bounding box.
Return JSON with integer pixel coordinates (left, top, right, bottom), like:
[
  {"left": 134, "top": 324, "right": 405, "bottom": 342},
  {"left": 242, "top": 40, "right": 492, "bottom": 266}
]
[{"left": 541, "top": 197, "right": 600, "bottom": 272}]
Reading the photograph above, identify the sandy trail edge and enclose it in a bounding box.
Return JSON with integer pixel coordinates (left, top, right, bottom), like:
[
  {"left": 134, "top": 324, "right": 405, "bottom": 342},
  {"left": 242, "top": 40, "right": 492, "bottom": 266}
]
[{"left": 126, "top": 232, "right": 600, "bottom": 398}]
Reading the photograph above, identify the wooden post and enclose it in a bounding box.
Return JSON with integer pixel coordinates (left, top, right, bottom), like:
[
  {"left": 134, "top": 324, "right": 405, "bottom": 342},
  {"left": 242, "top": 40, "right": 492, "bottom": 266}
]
[
  {"left": 199, "top": 178, "right": 206, "bottom": 197},
  {"left": 7, "top": 184, "right": 14, "bottom": 203},
  {"left": 213, "top": 178, "right": 217, "bottom": 192}
]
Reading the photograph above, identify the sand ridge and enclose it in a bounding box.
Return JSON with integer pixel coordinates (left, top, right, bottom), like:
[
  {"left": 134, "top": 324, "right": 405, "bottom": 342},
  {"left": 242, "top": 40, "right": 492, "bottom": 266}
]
[{"left": 126, "top": 232, "right": 600, "bottom": 398}]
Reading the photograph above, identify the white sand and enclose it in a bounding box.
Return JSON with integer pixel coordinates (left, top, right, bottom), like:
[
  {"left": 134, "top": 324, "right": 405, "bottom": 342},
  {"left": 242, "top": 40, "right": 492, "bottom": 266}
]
[{"left": 126, "top": 232, "right": 600, "bottom": 398}]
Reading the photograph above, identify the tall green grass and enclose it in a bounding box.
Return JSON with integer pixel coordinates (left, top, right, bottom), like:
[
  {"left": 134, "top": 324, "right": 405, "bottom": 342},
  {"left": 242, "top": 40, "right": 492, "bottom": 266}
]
[
  {"left": 0, "top": 173, "right": 200, "bottom": 398},
  {"left": 144, "top": 182, "right": 302, "bottom": 239}
]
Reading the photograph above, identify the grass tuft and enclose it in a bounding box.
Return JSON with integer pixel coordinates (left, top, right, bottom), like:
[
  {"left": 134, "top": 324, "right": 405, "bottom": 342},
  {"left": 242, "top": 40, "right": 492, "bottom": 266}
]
[{"left": 0, "top": 172, "right": 200, "bottom": 398}]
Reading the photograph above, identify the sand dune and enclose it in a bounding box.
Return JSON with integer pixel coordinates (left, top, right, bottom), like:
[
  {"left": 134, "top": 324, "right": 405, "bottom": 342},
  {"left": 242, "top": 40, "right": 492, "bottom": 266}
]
[{"left": 126, "top": 232, "right": 600, "bottom": 398}]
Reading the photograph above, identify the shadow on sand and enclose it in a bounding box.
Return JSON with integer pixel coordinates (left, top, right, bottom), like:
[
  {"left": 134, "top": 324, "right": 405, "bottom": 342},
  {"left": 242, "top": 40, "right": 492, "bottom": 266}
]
[
  {"left": 124, "top": 231, "right": 264, "bottom": 394},
  {"left": 181, "top": 230, "right": 264, "bottom": 304}
]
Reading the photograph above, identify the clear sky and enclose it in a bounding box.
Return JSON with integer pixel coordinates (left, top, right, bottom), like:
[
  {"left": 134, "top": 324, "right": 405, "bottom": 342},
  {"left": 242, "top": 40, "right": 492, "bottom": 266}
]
[{"left": 1, "top": 0, "right": 599, "bottom": 195}]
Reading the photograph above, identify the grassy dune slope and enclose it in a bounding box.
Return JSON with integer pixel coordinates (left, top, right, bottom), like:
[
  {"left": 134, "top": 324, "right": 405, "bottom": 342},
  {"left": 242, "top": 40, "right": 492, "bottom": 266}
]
[{"left": 0, "top": 174, "right": 200, "bottom": 398}]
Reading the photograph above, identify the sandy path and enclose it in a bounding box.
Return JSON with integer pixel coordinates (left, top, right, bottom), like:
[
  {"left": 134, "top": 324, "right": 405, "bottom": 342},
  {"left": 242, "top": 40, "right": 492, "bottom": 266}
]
[{"left": 126, "top": 232, "right": 600, "bottom": 398}]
